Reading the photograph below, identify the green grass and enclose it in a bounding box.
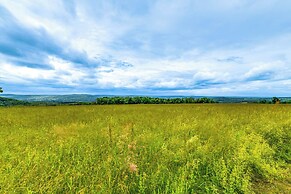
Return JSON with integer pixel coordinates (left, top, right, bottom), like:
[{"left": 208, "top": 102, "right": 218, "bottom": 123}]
[{"left": 0, "top": 104, "right": 290, "bottom": 193}]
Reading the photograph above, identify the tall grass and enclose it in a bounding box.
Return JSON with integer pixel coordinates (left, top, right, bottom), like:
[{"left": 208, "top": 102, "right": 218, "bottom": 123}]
[{"left": 0, "top": 104, "right": 290, "bottom": 193}]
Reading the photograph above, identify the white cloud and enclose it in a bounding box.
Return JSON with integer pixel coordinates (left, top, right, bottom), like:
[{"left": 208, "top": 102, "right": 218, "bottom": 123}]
[{"left": 0, "top": 0, "right": 291, "bottom": 96}]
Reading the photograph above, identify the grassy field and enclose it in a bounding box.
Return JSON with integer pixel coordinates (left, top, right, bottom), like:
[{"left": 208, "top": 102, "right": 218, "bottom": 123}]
[{"left": 0, "top": 104, "right": 290, "bottom": 193}]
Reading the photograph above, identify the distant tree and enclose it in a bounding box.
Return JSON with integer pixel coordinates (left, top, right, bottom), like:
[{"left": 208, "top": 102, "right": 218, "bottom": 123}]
[
  {"left": 0, "top": 87, "right": 3, "bottom": 93},
  {"left": 272, "top": 97, "right": 280, "bottom": 104}
]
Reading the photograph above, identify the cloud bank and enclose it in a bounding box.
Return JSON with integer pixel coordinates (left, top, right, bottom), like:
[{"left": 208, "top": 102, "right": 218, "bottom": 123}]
[{"left": 0, "top": 0, "right": 291, "bottom": 96}]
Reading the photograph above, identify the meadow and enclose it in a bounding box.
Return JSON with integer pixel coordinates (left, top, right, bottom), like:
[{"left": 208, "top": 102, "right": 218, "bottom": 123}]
[{"left": 0, "top": 104, "right": 290, "bottom": 193}]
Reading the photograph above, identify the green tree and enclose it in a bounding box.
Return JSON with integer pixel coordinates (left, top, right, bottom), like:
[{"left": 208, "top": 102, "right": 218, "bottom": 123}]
[
  {"left": 0, "top": 87, "right": 3, "bottom": 93},
  {"left": 259, "top": 99, "right": 267, "bottom": 104},
  {"left": 95, "top": 96, "right": 216, "bottom": 105},
  {"left": 272, "top": 97, "right": 280, "bottom": 104}
]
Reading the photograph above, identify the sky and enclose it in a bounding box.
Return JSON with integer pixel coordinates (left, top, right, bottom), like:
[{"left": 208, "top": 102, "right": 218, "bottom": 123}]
[{"left": 0, "top": 0, "right": 291, "bottom": 96}]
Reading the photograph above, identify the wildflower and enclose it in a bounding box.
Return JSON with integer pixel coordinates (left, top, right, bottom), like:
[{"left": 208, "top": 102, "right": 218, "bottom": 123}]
[
  {"left": 128, "top": 144, "right": 136, "bottom": 150},
  {"left": 128, "top": 142, "right": 136, "bottom": 150},
  {"left": 129, "top": 163, "right": 138, "bottom": 173}
]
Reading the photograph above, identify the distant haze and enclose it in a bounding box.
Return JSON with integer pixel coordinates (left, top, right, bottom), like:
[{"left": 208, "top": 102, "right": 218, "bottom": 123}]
[{"left": 1, "top": 94, "right": 291, "bottom": 104}]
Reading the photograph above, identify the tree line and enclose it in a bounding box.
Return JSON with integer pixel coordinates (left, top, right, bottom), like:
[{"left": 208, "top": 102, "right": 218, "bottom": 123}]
[
  {"left": 95, "top": 96, "right": 216, "bottom": 105},
  {"left": 259, "top": 97, "right": 291, "bottom": 104}
]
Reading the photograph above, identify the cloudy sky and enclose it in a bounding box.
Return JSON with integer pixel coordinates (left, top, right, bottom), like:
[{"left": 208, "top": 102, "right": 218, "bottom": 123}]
[{"left": 0, "top": 0, "right": 291, "bottom": 96}]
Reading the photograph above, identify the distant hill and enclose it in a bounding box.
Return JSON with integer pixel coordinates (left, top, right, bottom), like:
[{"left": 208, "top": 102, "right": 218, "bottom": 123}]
[
  {"left": 0, "top": 97, "right": 30, "bottom": 106},
  {"left": 0, "top": 94, "right": 102, "bottom": 103}
]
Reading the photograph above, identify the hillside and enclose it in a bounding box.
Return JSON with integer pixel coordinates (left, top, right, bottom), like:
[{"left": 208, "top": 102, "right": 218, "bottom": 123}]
[
  {"left": 0, "top": 97, "right": 30, "bottom": 106},
  {"left": 0, "top": 94, "right": 100, "bottom": 103}
]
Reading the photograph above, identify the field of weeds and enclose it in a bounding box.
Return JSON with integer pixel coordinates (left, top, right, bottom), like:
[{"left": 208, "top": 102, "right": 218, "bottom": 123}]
[{"left": 0, "top": 104, "right": 290, "bottom": 193}]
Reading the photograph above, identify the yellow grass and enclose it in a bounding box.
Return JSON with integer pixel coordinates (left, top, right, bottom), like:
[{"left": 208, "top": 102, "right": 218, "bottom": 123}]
[{"left": 0, "top": 104, "right": 290, "bottom": 193}]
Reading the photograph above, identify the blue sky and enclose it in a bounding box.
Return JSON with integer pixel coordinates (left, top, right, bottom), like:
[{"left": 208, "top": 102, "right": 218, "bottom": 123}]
[{"left": 0, "top": 0, "right": 291, "bottom": 96}]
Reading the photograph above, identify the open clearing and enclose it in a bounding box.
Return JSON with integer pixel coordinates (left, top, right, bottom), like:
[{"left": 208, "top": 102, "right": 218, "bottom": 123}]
[{"left": 0, "top": 104, "right": 290, "bottom": 193}]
